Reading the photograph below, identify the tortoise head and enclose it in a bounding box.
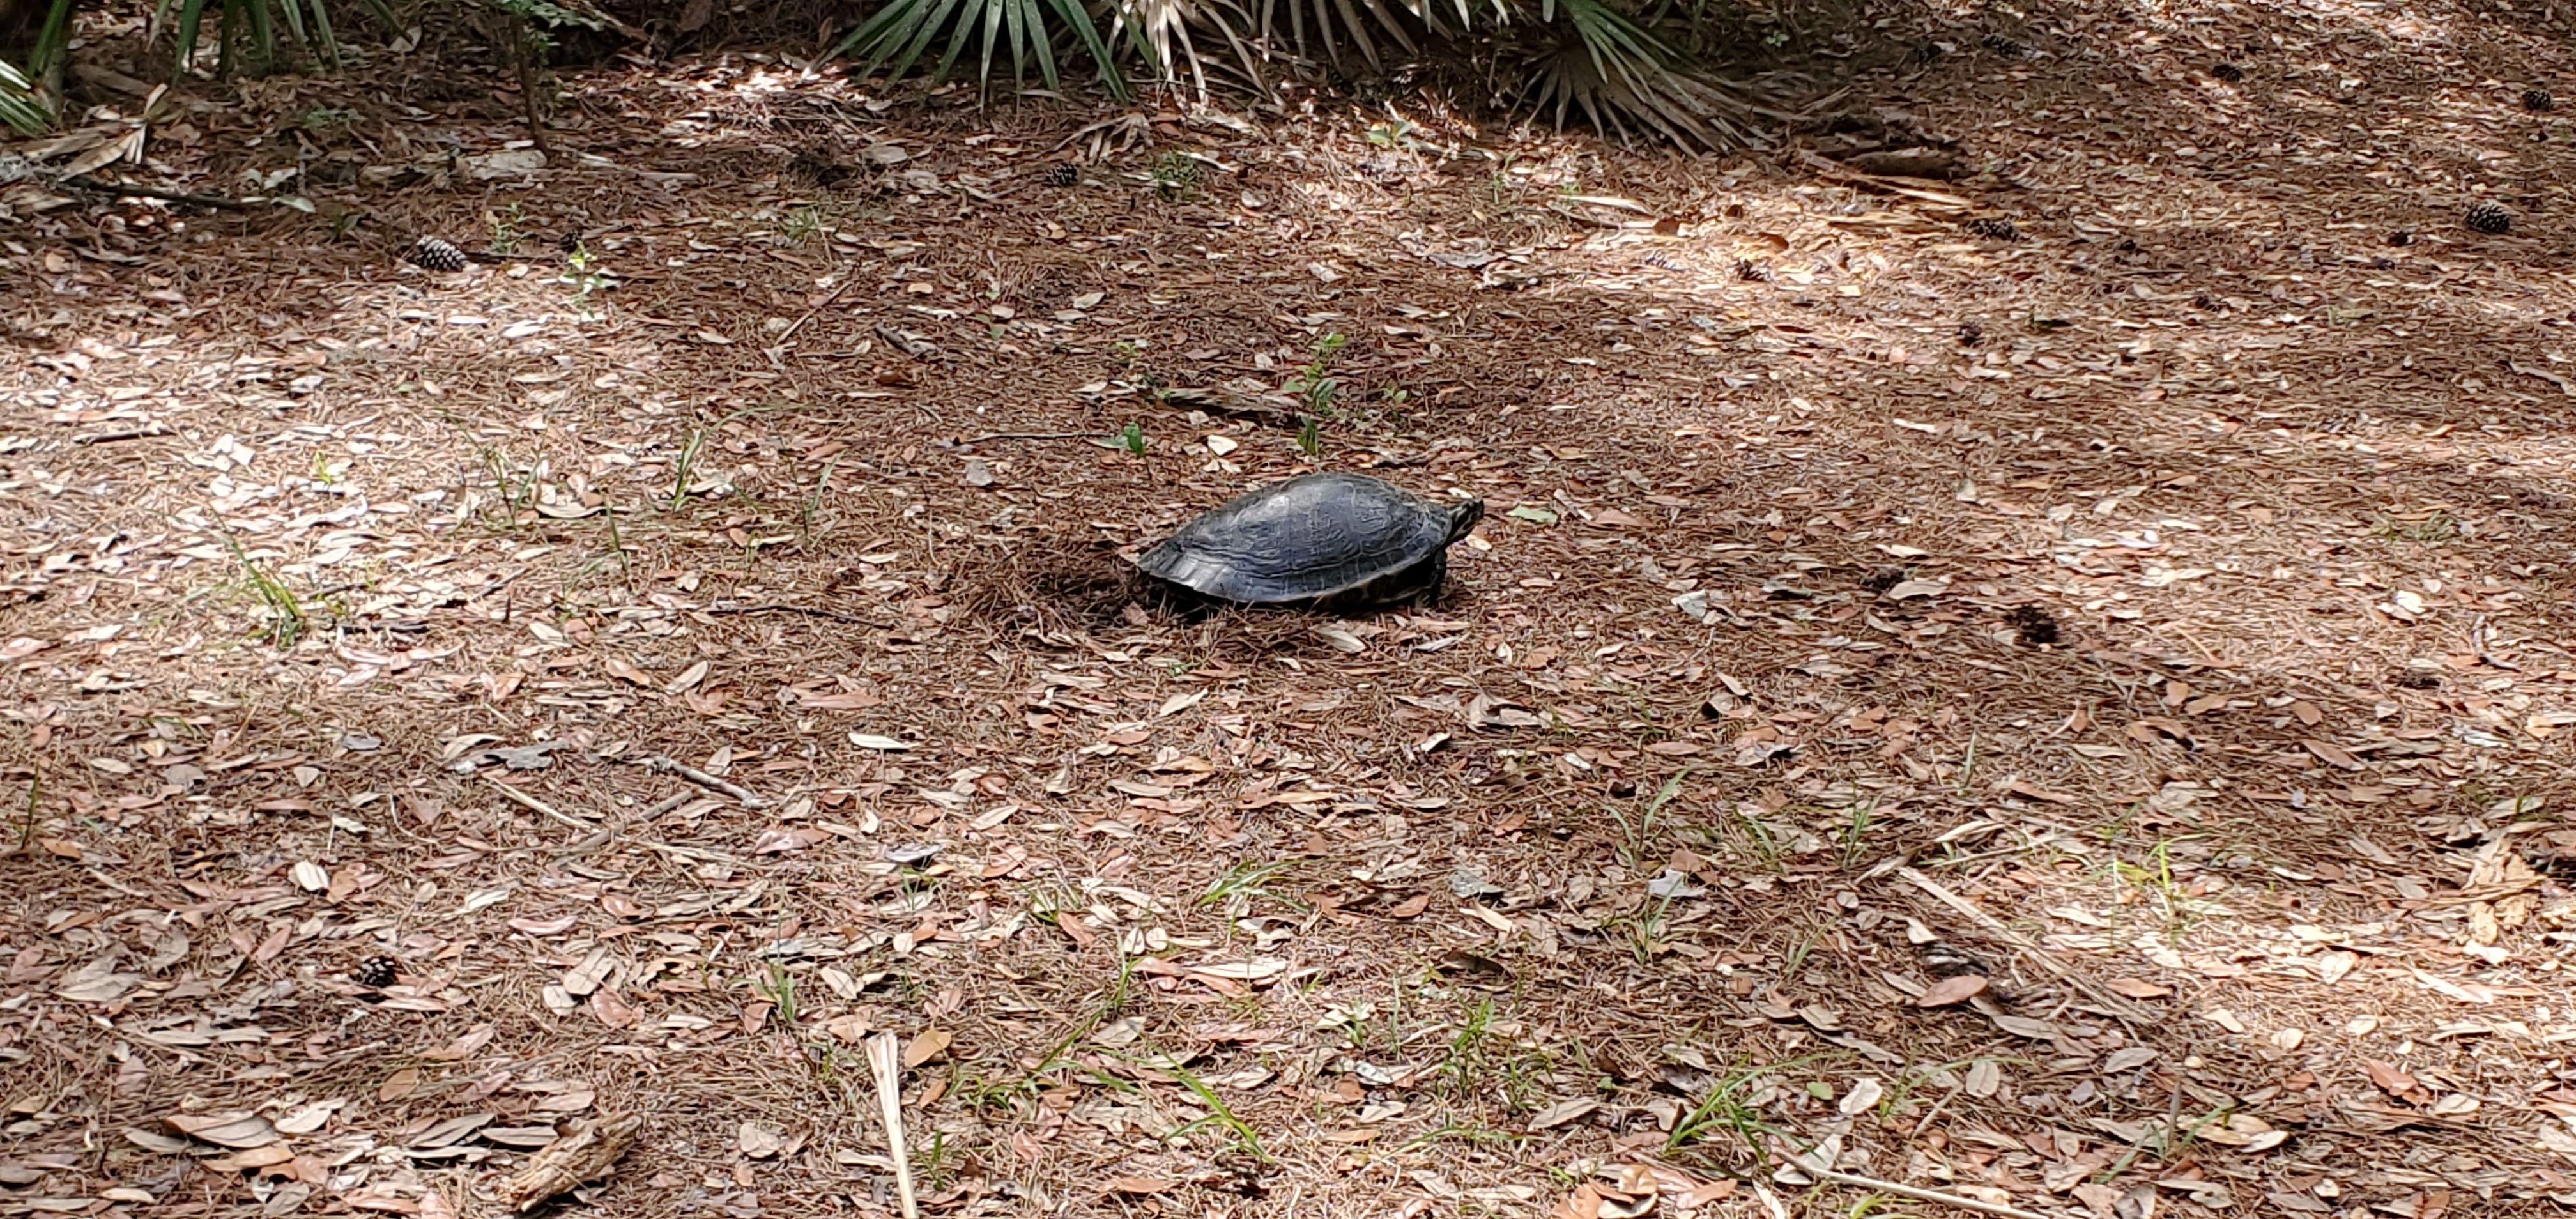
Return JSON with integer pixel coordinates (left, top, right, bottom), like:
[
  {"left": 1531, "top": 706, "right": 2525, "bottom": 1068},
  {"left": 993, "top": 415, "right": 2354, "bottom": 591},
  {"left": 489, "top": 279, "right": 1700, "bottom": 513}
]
[{"left": 1443, "top": 496, "right": 1485, "bottom": 546}]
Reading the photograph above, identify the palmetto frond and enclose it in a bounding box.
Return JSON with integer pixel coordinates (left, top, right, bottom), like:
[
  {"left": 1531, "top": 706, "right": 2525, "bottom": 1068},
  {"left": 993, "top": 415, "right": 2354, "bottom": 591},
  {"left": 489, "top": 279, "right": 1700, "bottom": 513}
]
[
  {"left": 158, "top": 0, "right": 398, "bottom": 76},
  {"left": 1517, "top": 0, "right": 1777, "bottom": 147},
  {"left": 833, "top": 0, "right": 1780, "bottom": 147},
  {"left": 834, "top": 0, "right": 1130, "bottom": 99},
  {"left": 1108, "top": 0, "right": 1260, "bottom": 96},
  {"left": 0, "top": 57, "right": 49, "bottom": 136}
]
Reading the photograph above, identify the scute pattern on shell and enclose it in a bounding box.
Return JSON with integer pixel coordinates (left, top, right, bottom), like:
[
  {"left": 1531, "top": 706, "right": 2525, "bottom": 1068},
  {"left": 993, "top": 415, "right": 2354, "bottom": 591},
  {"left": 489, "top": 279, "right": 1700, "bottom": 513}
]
[{"left": 1135, "top": 472, "right": 1482, "bottom": 608}]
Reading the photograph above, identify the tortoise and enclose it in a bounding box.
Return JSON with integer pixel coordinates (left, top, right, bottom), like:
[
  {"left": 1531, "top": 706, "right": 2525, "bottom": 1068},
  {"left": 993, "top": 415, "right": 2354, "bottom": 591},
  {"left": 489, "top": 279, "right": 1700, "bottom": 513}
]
[{"left": 1134, "top": 472, "right": 1483, "bottom": 610}]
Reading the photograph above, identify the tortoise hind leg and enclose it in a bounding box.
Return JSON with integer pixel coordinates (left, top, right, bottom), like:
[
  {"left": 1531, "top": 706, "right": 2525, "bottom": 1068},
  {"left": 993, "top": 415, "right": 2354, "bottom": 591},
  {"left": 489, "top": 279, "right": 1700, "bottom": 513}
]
[{"left": 1408, "top": 550, "right": 1450, "bottom": 608}]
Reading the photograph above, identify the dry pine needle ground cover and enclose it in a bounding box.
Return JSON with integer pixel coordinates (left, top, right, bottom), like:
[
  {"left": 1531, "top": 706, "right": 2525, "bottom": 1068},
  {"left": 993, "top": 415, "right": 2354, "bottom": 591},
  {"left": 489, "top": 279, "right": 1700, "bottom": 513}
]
[{"left": 8, "top": 0, "right": 2576, "bottom": 1215}]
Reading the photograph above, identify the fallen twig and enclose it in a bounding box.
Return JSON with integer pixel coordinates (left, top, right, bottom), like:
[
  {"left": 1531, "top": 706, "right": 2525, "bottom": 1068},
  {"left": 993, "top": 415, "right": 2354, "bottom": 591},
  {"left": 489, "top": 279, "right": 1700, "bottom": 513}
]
[
  {"left": 866, "top": 1033, "right": 921, "bottom": 1219},
  {"left": 633, "top": 838, "right": 742, "bottom": 866},
  {"left": 503, "top": 1113, "right": 641, "bottom": 1213},
  {"left": 774, "top": 271, "right": 859, "bottom": 346},
  {"left": 960, "top": 431, "right": 1101, "bottom": 443},
  {"left": 73, "top": 424, "right": 171, "bottom": 445},
  {"left": 875, "top": 322, "right": 942, "bottom": 360},
  {"left": 699, "top": 601, "right": 870, "bottom": 625},
  {"left": 61, "top": 175, "right": 253, "bottom": 210},
  {"left": 1804, "top": 1167, "right": 2050, "bottom": 1219},
  {"left": 1899, "top": 866, "right": 2152, "bottom": 1025},
  {"left": 640, "top": 791, "right": 696, "bottom": 818},
  {"left": 1157, "top": 386, "right": 1310, "bottom": 431},
  {"left": 645, "top": 755, "right": 767, "bottom": 808},
  {"left": 480, "top": 772, "right": 592, "bottom": 831}
]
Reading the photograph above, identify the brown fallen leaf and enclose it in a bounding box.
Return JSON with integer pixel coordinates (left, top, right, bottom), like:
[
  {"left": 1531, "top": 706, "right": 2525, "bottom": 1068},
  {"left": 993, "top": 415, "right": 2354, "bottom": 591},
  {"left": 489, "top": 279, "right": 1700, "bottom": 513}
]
[
  {"left": 1915, "top": 974, "right": 1990, "bottom": 1007},
  {"left": 1554, "top": 1183, "right": 1607, "bottom": 1219},
  {"left": 165, "top": 1112, "right": 280, "bottom": 1149},
  {"left": 378, "top": 1067, "right": 422, "bottom": 1102},
  {"left": 421, "top": 1023, "right": 496, "bottom": 1062},
  {"left": 1529, "top": 1097, "right": 1600, "bottom": 1130},
  {"left": 2005, "top": 779, "right": 2076, "bottom": 804},
  {"left": 1678, "top": 1179, "right": 1738, "bottom": 1208},
  {"left": 2362, "top": 1059, "right": 2419, "bottom": 1097},
  {"left": 7, "top": 946, "right": 51, "bottom": 984},
  {"left": 2126, "top": 717, "right": 2196, "bottom": 747},
  {"left": 1387, "top": 893, "right": 1431, "bottom": 919},
  {"left": 206, "top": 1144, "right": 296, "bottom": 1173},
  {"left": 751, "top": 827, "right": 831, "bottom": 854},
  {"left": 904, "top": 1027, "right": 953, "bottom": 1068},
  {"left": 1107, "top": 1177, "right": 1174, "bottom": 1195},
  {"left": 502, "top": 1114, "right": 642, "bottom": 1213},
  {"left": 588, "top": 988, "right": 639, "bottom": 1029},
  {"left": 2303, "top": 739, "right": 2362, "bottom": 770},
  {"left": 603, "top": 657, "right": 656, "bottom": 687},
  {"left": 342, "top": 1192, "right": 424, "bottom": 1213},
  {"left": 2103, "top": 977, "right": 2173, "bottom": 999},
  {"left": 1843, "top": 148, "right": 1961, "bottom": 179},
  {"left": 737, "top": 1121, "right": 788, "bottom": 1159}
]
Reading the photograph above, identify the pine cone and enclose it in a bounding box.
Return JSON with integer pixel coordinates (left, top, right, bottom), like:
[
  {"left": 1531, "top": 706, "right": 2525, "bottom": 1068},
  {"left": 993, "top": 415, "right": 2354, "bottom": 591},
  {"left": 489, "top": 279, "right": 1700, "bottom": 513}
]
[
  {"left": 786, "top": 151, "right": 852, "bottom": 189},
  {"left": 2464, "top": 200, "right": 2513, "bottom": 235},
  {"left": 1735, "top": 258, "right": 1771, "bottom": 282},
  {"left": 1964, "top": 217, "right": 2020, "bottom": 241},
  {"left": 2004, "top": 604, "right": 2060, "bottom": 645},
  {"left": 2211, "top": 62, "right": 2244, "bottom": 81},
  {"left": 404, "top": 236, "right": 470, "bottom": 272},
  {"left": 1046, "top": 162, "right": 1080, "bottom": 187},
  {"left": 2525, "top": 88, "right": 2556, "bottom": 112},
  {"left": 1981, "top": 33, "right": 2023, "bottom": 57},
  {"left": 355, "top": 955, "right": 399, "bottom": 988}
]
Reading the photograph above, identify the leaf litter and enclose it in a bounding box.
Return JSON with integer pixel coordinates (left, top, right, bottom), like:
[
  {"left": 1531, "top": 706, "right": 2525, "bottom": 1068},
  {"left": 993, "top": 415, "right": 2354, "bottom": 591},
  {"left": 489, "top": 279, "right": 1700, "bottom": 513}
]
[{"left": 8, "top": 1, "right": 2576, "bottom": 1215}]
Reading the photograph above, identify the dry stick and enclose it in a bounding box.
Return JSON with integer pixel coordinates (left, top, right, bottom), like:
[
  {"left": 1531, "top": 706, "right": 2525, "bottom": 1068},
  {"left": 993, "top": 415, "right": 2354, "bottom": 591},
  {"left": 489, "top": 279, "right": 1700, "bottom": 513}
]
[
  {"left": 1898, "top": 866, "right": 2152, "bottom": 1026},
  {"left": 698, "top": 602, "right": 870, "bottom": 625},
  {"left": 507, "top": 13, "right": 551, "bottom": 156},
  {"left": 73, "top": 424, "right": 172, "bottom": 444},
  {"left": 1908, "top": 1081, "right": 1964, "bottom": 1138},
  {"left": 61, "top": 175, "right": 252, "bottom": 210},
  {"left": 1804, "top": 1167, "right": 2050, "bottom": 1219},
  {"left": 86, "top": 868, "right": 150, "bottom": 899},
  {"left": 634, "top": 839, "right": 742, "bottom": 866},
  {"left": 641, "top": 791, "right": 695, "bottom": 818},
  {"left": 774, "top": 272, "right": 859, "bottom": 346},
  {"left": 959, "top": 431, "right": 1101, "bottom": 443},
  {"left": 866, "top": 1034, "right": 921, "bottom": 1219},
  {"left": 480, "top": 771, "right": 592, "bottom": 831},
  {"left": 645, "top": 756, "right": 767, "bottom": 808}
]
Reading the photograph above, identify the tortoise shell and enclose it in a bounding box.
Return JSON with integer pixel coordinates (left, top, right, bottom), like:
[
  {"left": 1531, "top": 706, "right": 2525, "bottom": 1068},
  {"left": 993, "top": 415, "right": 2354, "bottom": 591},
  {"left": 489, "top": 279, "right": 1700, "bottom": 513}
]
[{"left": 1134, "top": 472, "right": 1483, "bottom": 609}]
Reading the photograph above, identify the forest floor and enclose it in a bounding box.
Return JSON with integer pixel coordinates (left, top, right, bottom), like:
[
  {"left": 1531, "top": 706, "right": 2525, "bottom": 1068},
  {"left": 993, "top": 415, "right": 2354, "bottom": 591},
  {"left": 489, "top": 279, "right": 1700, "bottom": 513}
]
[{"left": 8, "top": 0, "right": 2576, "bottom": 1215}]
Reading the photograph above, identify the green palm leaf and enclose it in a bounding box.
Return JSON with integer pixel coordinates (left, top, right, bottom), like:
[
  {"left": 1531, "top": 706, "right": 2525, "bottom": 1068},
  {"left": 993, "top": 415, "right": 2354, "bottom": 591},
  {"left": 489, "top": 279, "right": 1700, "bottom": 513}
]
[
  {"left": 1519, "top": 0, "right": 1774, "bottom": 148},
  {"left": 0, "top": 57, "right": 50, "bottom": 135},
  {"left": 834, "top": 0, "right": 1128, "bottom": 99}
]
